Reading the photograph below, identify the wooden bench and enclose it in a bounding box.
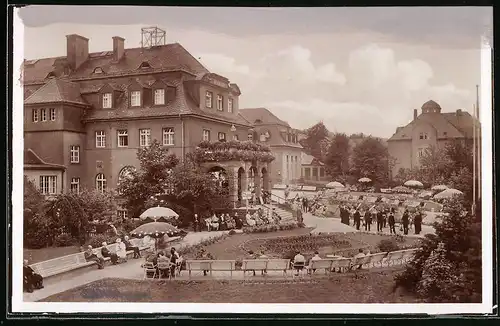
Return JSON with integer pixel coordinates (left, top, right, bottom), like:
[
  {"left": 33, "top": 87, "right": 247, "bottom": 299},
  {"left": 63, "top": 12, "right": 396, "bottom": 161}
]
[
  {"left": 401, "top": 248, "right": 419, "bottom": 263},
  {"left": 30, "top": 252, "right": 95, "bottom": 279},
  {"left": 242, "top": 259, "right": 290, "bottom": 278},
  {"left": 384, "top": 250, "right": 406, "bottom": 266},
  {"left": 330, "top": 258, "right": 352, "bottom": 272},
  {"left": 365, "top": 252, "right": 388, "bottom": 268},
  {"left": 308, "top": 259, "right": 336, "bottom": 275},
  {"left": 184, "top": 260, "right": 237, "bottom": 278}
]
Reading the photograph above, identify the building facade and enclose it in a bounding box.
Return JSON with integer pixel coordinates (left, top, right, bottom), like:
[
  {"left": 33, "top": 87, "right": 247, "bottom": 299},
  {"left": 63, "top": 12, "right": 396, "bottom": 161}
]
[
  {"left": 300, "top": 152, "right": 328, "bottom": 184},
  {"left": 239, "top": 108, "right": 303, "bottom": 186},
  {"left": 23, "top": 33, "right": 255, "bottom": 199},
  {"left": 387, "top": 100, "right": 480, "bottom": 178}
]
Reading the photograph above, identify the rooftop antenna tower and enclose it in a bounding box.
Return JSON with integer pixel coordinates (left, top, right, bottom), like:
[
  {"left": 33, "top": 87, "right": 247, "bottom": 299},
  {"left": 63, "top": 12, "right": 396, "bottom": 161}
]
[{"left": 141, "top": 27, "right": 166, "bottom": 48}]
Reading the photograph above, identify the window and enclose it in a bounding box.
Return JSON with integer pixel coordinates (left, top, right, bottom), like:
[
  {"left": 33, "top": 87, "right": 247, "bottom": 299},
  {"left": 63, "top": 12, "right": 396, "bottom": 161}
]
[
  {"left": 32, "top": 109, "right": 38, "bottom": 122},
  {"left": 102, "top": 93, "right": 112, "bottom": 108},
  {"left": 217, "top": 95, "right": 223, "bottom": 111},
  {"left": 417, "top": 147, "right": 426, "bottom": 158},
  {"left": 233, "top": 134, "right": 239, "bottom": 141},
  {"left": 96, "top": 173, "right": 107, "bottom": 193},
  {"left": 94, "top": 67, "right": 104, "bottom": 74},
  {"left": 304, "top": 167, "right": 311, "bottom": 178},
  {"left": 154, "top": 89, "right": 165, "bottom": 105},
  {"left": 419, "top": 132, "right": 428, "bottom": 140},
  {"left": 39, "top": 175, "right": 57, "bottom": 195},
  {"left": 130, "top": 91, "right": 141, "bottom": 107},
  {"left": 205, "top": 91, "right": 213, "bottom": 108},
  {"left": 117, "top": 130, "right": 129, "bottom": 147},
  {"left": 41, "top": 109, "right": 47, "bottom": 122},
  {"left": 286, "top": 155, "right": 289, "bottom": 163},
  {"left": 312, "top": 168, "right": 318, "bottom": 177},
  {"left": 95, "top": 131, "right": 106, "bottom": 148},
  {"left": 70, "top": 145, "right": 80, "bottom": 163},
  {"left": 70, "top": 178, "right": 80, "bottom": 194},
  {"left": 443, "top": 132, "right": 448, "bottom": 136},
  {"left": 162, "top": 128, "right": 174, "bottom": 146},
  {"left": 320, "top": 167, "right": 325, "bottom": 177},
  {"left": 248, "top": 133, "right": 253, "bottom": 141},
  {"left": 117, "top": 210, "right": 128, "bottom": 220},
  {"left": 139, "top": 129, "right": 151, "bottom": 147},
  {"left": 218, "top": 132, "right": 226, "bottom": 141},
  {"left": 203, "top": 129, "right": 211, "bottom": 141},
  {"left": 49, "top": 108, "right": 56, "bottom": 121},
  {"left": 228, "top": 98, "right": 233, "bottom": 113}
]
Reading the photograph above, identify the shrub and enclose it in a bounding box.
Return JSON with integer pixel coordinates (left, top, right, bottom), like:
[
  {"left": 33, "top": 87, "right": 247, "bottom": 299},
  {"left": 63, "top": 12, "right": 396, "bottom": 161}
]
[
  {"left": 228, "top": 229, "right": 236, "bottom": 235},
  {"left": 85, "top": 234, "right": 119, "bottom": 248},
  {"left": 53, "top": 233, "right": 77, "bottom": 247},
  {"left": 377, "top": 239, "right": 399, "bottom": 252}
]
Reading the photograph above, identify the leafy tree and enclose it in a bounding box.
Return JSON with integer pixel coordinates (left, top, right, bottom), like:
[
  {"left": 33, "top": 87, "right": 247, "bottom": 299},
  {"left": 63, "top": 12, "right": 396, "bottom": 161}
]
[
  {"left": 300, "top": 122, "right": 330, "bottom": 161},
  {"left": 444, "top": 139, "right": 473, "bottom": 173},
  {"left": 324, "top": 133, "right": 350, "bottom": 181},
  {"left": 418, "top": 146, "right": 450, "bottom": 186},
  {"left": 351, "top": 136, "right": 390, "bottom": 184},
  {"left": 23, "top": 176, "right": 52, "bottom": 248},
  {"left": 449, "top": 166, "right": 474, "bottom": 202},
  {"left": 118, "top": 139, "right": 179, "bottom": 218}
]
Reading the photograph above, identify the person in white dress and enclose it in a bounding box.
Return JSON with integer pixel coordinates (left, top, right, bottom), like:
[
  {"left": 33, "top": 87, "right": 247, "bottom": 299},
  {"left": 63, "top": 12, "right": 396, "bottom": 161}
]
[
  {"left": 115, "top": 238, "right": 127, "bottom": 262},
  {"left": 246, "top": 212, "right": 255, "bottom": 226}
]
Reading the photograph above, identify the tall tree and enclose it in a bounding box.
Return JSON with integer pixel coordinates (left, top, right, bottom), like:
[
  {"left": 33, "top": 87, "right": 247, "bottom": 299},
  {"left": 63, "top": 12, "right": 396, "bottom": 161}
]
[
  {"left": 118, "top": 139, "right": 179, "bottom": 218},
  {"left": 300, "top": 122, "right": 330, "bottom": 160},
  {"left": 351, "top": 137, "right": 390, "bottom": 184},
  {"left": 418, "top": 145, "right": 450, "bottom": 186},
  {"left": 444, "top": 139, "right": 473, "bottom": 173},
  {"left": 324, "top": 132, "right": 350, "bottom": 182}
]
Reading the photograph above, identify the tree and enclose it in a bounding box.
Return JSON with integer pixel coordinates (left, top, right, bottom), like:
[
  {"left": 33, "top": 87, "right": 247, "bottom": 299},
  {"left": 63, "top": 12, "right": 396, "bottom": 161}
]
[
  {"left": 418, "top": 145, "right": 450, "bottom": 186},
  {"left": 118, "top": 139, "right": 179, "bottom": 218},
  {"left": 449, "top": 167, "right": 474, "bottom": 203},
  {"left": 444, "top": 139, "right": 473, "bottom": 173},
  {"left": 300, "top": 122, "right": 330, "bottom": 161},
  {"left": 351, "top": 137, "right": 390, "bottom": 184},
  {"left": 324, "top": 133, "right": 350, "bottom": 181},
  {"left": 23, "top": 176, "right": 52, "bottom": 248}
]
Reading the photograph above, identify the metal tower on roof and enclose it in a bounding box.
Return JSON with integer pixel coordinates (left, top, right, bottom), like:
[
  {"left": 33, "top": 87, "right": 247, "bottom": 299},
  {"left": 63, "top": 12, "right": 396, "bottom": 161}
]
[{"left": 141, "top": 27, "right": 166, "bottom": 48}]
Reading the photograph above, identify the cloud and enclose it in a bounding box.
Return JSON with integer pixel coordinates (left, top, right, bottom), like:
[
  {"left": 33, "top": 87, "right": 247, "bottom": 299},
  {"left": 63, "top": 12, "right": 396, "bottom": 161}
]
[{"left": 197, "top": 53, "right": 251, "bottom": 75}]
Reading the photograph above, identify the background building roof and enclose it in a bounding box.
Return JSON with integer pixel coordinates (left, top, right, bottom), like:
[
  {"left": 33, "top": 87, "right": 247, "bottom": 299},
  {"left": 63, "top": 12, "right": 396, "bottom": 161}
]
[
  {"left": 240, "top": 108, "right": 290, "bottom": 127},
  {"left": 24, "top": 78, "right": 88, "bottom": 105}
]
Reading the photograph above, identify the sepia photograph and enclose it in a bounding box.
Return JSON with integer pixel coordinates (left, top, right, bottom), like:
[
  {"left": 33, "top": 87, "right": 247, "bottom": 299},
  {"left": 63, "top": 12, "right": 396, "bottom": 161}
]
[{"left": 11, "top": 5, "right": 494, "bottom": 314}]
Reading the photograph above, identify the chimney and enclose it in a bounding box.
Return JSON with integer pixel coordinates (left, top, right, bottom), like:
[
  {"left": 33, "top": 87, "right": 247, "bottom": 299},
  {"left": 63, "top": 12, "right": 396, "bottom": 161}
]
[
  {"left": 413, "top": 109, "right": 418, "bottom": 120},
  {"left": 456, "top": 109, "right": 462, "bottom": 117},
  {"left": 66, "top": 34, "right": 89, "bottom": 71},
  {"left": 113, "top": 36, "right": 125, "bottom": 62}
]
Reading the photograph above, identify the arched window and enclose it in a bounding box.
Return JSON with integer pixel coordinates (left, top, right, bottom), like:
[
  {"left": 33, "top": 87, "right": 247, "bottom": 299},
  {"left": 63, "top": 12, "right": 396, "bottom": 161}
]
[
  {"left": 96, "top": 173, "right": 107, "bottom": 193},
  {"left": 118, "top": 166, "right": 136, "bottom": 183}
]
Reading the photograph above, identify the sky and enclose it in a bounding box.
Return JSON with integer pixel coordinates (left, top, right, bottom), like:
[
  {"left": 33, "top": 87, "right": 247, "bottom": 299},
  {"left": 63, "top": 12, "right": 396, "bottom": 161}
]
[{"left": 18, "top": 6, "right": 492, "bottom": 138}]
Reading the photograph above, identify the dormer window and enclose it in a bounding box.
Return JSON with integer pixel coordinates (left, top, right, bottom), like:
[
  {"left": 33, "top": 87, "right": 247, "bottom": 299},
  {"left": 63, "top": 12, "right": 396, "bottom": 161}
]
[
  {"left": 154, "top": 89, "right": 165, "bottom": 105},
  {"left": 130, "top": 91, "right": 141, "bottom": 107},
  {"left": 228, "top": 98, "right": 233, "bottom": 113},
  {"left": 102, "top": 93, "right": 112, "bottom": 109},
  {"left": 205, "top": 91, "right": 213, "bottom": 108},
  {"left": 93, "top": 67, "right": 104, "bottom": 74},
  {"left": 139, "top": 61, "right": 152, "bottom": 69}
]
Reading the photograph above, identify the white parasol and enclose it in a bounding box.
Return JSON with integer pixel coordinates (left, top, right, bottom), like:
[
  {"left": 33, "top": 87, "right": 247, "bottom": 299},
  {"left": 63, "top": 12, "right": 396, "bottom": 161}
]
[
  {"left": 358, "top": 177, "right": 372, "bottom": 183},
  {"left": 140, "top": 206, "right": 179, "bottom": 222},
  {"left": 431, "top": 184, "right": 449, "bottom": 191},
  {"left": 326, "top": 181, "right": 345, "bottom": 189},
  {"left": 404, "top": 180, "right": 424, "bottom": 188},
  {"left": 433, "top": 188, "right": 463, "bottom": 199}
]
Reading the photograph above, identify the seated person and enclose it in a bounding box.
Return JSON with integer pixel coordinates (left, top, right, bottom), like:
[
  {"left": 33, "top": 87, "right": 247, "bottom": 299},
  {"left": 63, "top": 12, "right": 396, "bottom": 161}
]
[
  {"left": 23, "top": 259, "right": 43, "bottom": 293},
  {"left": 353, "top": 249, "right": 366, "bottom": 270},
  {"left": 84, "top": 245, "right": 105, "bottom": 269},
  {"left": 115, "top": 238, "right": 128, "bottom": 262},
  {"left": 292, "top": 251, "right": 306, "bottom": 276},
  {"left": 101, "top": 242, "right": 119, "bottom": 265},
  {"left": 308, "top": 251, "right": 322, "bottom": 274},
  {"left": 123, "top": 235, "right": 141, "bottom": 259},
  {"left": 157, "top": 252, "right": 170, "bottom": 278},
  {"left": 245, "top": 213, "right": 256, "bottom": 226},
  {"left": 195, "top": 248, "right": 214, "bottom": 276},
  {"left": 258, "top": 251, "right": 268, "bottom": 275},
  {"left": 245, "top": 250, "right": 257, "bottom": 276}
]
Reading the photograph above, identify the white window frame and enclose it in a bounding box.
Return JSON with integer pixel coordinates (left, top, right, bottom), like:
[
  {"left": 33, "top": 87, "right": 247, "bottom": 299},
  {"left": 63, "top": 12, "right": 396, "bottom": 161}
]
[
  {"left": 162, "top": 127, "right": 175, "bottom": 146},
  {"left": 117, "top": 130, "right": 129, "bottom": 147},
  {"left": 139, "top": 129, "right": 151, "bottom": 147},
  {"left": 205, "top": 91, "right": 213, "bottom": 108},
  {"left": 130, "top": 91, "right": 141, "bottom": 107},
  {"left": 39, "top": 175, "right": 57, "bottom": 195},
  {"left": 233, "top": 134, "right": 239, "bottom": 141},
  {"left": 49, "top": 108, "right": 56, "bottom": 121},
  {"left": 70, "top": 177, "right": 80, "bottom": 194},
  {"left": 217, "top": 95, "right": 223, "bottom": 111},
  {"left": 218, "top": 132, "right": 226, "bottom": 141},
  {"left": 102, "top": 93, "right": 112, "bottom": 109},
  {"left": 41, "top": 108, "right": 47, "bottom": 122},
  {"left": 32, "top": 109, "right": 38, "bottom": 122},
  {"left": 203, "top": 129, "right": 211, "bottom": 141},
  {"left": 417, "top": 147, "right": 426, "bottom": 158},
  {"left": 228, "top": 98, "right": 233, "bottom": 113},
  {"left": 70, "top": 145, "right": 80, "bottom": 163},
  {"left": 154, "top": 89, "right": 165, "bottom": 105},
  {"left": 117, "top": 210, "right": 128, "bottom": 220},
  {"left": 96, "top": 173, "right": 107, "bottom": 193},
  {"left": 95, "top": 130, "right": 106, "bottom": 148}
]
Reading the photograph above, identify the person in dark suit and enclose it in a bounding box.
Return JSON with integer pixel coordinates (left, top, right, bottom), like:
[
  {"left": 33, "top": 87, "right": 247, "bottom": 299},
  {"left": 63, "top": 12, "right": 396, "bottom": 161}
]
[
  {"left": 388, "top": 211, "right": 396, "bottom": 234},
  {"left": 402, "top": 210, "right": 410, "bottom": 235},
  {"left": 123, "top": 235, "right": 141, "bottom": 258},
  {"left": 414, "top": 210, "right": 423, "bottom": 235},
  {"left": 84, "top": 246, "right": 105, "bottom": 269},
  {"left": 353, "top": 209, "right": 361, "bottom": 230},
  {"left": 364, "top": 210, "right": 371, "bottom": 231},
  {"left": 376, "top": 210, "right": 384, "bottom": 232},
  {"left": 101, "top": 242, "right": 119, "bottom": 265},
  {"left": 23, "top": 259, "right": 43, "bottom": 293}
]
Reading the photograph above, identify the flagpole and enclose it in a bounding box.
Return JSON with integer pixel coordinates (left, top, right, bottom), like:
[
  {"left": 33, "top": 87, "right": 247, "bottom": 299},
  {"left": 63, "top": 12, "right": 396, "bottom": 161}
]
[
  {"left": 476, "top": 84, "right": 481, "bottom": 202},
  {"left": 472, "top": 103, "right": 476, "bottom": 212}
]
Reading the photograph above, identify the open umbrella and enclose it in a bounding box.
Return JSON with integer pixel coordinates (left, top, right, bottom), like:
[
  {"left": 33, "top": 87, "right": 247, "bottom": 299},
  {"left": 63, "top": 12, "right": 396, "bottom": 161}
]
[
  {"left": 404, "top": 180, "right": 424, "bottom": 188},
  {"left": 130, "top": 221, "right": 181, "bottom": 250},
  {"left": 140, "top": 206, "right": 179, "bottom": 222},
  {"left": 358, "top": 177, "right": 372, "bottom": 183},
  {"left": 392, "top": 186, "right": 412, "bottom": 194},
  {"left": 433, "top": 188, "right": 463, "bottom": 199},
  {"left": 326, "top": 181, "right": 345, "bottom": 189},
  {"left": 431, "top": 184, "right": 449, "bottom": 191}
]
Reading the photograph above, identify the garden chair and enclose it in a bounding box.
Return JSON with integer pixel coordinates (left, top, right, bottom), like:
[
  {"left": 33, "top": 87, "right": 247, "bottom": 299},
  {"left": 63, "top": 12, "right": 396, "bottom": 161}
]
[
  {"left": 143, "top": 261, "right": 157, "bottom": 279},
  {"left": 292, "top": 261, "right": 306, "bottom": 279},
  {"left": 157, "top": 261, "right": 172, "bottom": 279}
]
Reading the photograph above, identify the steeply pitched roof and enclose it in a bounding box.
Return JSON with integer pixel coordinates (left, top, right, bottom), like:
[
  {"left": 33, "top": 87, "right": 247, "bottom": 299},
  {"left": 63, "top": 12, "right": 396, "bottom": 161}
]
[
  {"left": 301, "top": 152, "right": 324, "bottom": 166},
  {"left": 24, "top": 78, "right": 88, "bottom": 105},
  {"left": 240, "top": 108, "right": 290, "bottom": 127},
  {"left": 24, "top": 149, "right": 65, "bottom": 170},
  {"left": 442, "top": 111, "right": 480, "bottom": 138},
  {"left": 23, "top": 57, "right": 66, "bottom": 84}
]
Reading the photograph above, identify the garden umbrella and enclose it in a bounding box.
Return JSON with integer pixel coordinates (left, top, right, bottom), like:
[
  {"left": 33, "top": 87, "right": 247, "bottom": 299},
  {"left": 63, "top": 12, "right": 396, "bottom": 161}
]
[
  {"left": 431, "top": 184, "right": 449, "bottom": 191},
  {"left": 130, "top": 221, "right": 181, "bottom": 250},
  {"left": 139, "top": 206, "right": 179, "bottom": 222},
  {"left": 404, "top": 180, "right": 424, "bottom": 188},
  {"left": 392, "top": 186, "right": 412, "bottom": 194},
  {"left": 326, "top": 181, "right": 345, "bottom": 189},
  {"left": 433, "top": 188, "right": 463, "bottom": 199},
  {"left": 418, "top": 191, "right": 434, "bottom": 199},
  {"left": 358, "top": 177, "right": 371, "bottom": 183}
]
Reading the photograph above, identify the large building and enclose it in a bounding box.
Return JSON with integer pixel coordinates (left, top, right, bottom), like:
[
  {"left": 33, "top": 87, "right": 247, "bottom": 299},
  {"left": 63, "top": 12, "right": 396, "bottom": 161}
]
[
  {"left": 23, "top": 30, "right": 256, "bottom": 200},
  {"left": 239, "top": 108, "right": 303, "bottom": 186},
  {"left": 387, "top": 100, "right": 479, "bottom": 178}
]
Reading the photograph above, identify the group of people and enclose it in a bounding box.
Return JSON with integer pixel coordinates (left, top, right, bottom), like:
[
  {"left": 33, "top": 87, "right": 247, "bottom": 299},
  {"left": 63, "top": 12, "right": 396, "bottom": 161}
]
[
  {"left": 194, "top": 213, "right": 242, "bottom": 232},
  {"left": 339, "top": 204, "right": 424, "bottom": 235},
  {"left": 83, "top": 235, "right": 142, "bottom": 270},
  {"left": 143, "top": 247, "right": 182, "bottom": 279},
  {"left": 245, "top": 207, "right": 281, "bottom": 226}
]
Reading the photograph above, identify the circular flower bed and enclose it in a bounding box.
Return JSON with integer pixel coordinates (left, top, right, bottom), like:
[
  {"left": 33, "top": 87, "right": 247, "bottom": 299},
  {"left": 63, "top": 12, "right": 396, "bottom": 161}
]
[{"left": 258, "top": 234, "right": 352, "bottom": 257}]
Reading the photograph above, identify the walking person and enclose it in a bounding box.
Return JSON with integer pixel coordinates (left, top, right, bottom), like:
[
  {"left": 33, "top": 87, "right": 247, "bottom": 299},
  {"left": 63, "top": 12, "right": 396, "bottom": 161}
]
[
  {"left": 382, "top": 209, "right": 388, "bottom": 228},
  {"left": 388, "top": 210, "right": 396, "bottom": 234},
  {"left": 402, "top": 210, "right": 410, "bottom": 235},
  {"left": 414, "top": 210, "right": 422, "bottom": 235},
  {"left": 353, "top": 209, "right": 361, "bottom": 230},
  {"left": 376, "top": 209, "right": 384, "bottom": 232},
  {"left": 363, "top": 210, "right": 371, "bottom": 231}
]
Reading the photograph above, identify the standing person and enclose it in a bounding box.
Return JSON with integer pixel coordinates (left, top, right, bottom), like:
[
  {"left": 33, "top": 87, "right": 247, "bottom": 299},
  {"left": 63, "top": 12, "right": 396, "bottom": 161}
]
[
  {"left": 169, "top": 248, "right": 178, "bottom": 278},
  {"left": 353, "top": 209, "right": 361, "bottom": 230},
  {"left": 363, "top": 210, "right": 371, "bottom": 231},
  {"left": 402, "top": 210, "right": 410, "bottom": 235},
  {"left": 388, "top": 210, "right": 396, "bottom": 235},
  {"left": 376, "top": 210, "right": 384, "bottom": 232},
  {"left": 382, "top": 209, "right": 388, "bottom": 228},
  {"left": 101, "top": 242, "right": 119, "bottom": 265},
  {"left": 304, "top": 197, "right": 309, "bottom": 213},
  {"left": 193, "top": 214, "right": 199, "bottom": 232},
  {"left": 414, "top": 210, "right": 422, "bottom": 235},
  {"left": 123, "top": 235, "right": 141, "bottom": 258}
]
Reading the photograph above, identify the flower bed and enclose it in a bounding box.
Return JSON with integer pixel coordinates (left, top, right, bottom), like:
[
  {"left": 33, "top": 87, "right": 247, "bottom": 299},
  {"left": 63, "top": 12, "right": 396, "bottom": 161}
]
[
  {"left": 190, "top": 140, "right": 275, "bottom": 163},
  {"left": 261, "top": 234, "right": 352, "bottom": 256},
  {"left": 242, "top": 222, "right": 303, "bottom": 234}
]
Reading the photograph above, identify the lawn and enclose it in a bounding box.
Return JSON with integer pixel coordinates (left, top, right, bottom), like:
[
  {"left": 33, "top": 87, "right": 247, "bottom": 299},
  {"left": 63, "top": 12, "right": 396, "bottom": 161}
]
[
  {"left": 24, "top": 246, "right": 81, "bottom": 264},
  {"left": 43, "top": 267, "right": 420, "bottom": 303}
]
